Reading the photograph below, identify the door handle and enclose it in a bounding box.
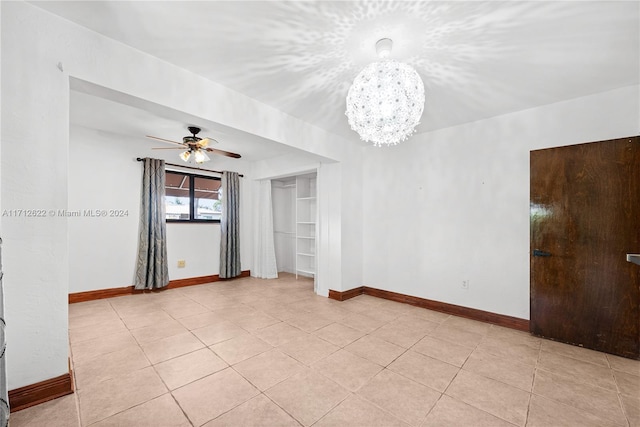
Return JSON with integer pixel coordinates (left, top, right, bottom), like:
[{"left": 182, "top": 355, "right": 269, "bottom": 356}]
[
  {"left": 533, "top": 249, "right": 552, "bottom": 257},
  {"left": 627, "top": 254, "right": 640, "bottom": 266}
]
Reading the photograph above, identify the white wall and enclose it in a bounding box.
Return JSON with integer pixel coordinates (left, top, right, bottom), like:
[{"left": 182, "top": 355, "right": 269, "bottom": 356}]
[
  {"left": 253, "top": 156, "right": 347, "bottom": 297},
  {"left": 4, "top": 0, "right": 633, "bottom": 392},
  {"left": 69, "top": 125, "right": 253, "bottom": 293},
  {"left": 253, "top": 145, "right": 365, "bottom": 297},
  {"left": 68, "top": 127, "right": 140, "bottom": 292},
  {"left": 1, "top": 1, "right": 358, "bottom": 389},
  {"left": 362, "top": 85, "right": 640, "bottom": 320},
  {"left": 1, "top": 3, "right": 71, "bottom": 390},
  {"left": 317, "top": 162, "right": 343, "bottom": 296},
  {"left": 339, "top": 143, "right": 364, "bottom": 292},
  {"left": 0, "top": 0, "right": 3, "bottom": 273},
  {"left": 271, "top": 180, "right": 295, "bottom": 274}
]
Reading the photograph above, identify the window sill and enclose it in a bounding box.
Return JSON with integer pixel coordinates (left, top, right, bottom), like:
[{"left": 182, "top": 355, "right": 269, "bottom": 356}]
[{"left": 166, "top": 220, "right": 221, "bottom": 224}]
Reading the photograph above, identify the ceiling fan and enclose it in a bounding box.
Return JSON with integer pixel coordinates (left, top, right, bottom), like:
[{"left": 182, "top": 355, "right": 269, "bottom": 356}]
[{"left": 146, "top": 126, "right": 241, "bottom": 164}]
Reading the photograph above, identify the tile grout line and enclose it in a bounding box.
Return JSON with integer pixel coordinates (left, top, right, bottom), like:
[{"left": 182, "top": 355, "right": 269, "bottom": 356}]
[
  {"left": 66, "top": 281, "right": 638, "bottom": 427},
  {"left": 435, "top": 329, "right": 529, "bottom": 427},
  {"left": 73, "top": 387, "right": 83, "bottom": 427},
  {"left": 615, "top": 392, "right": 632, "bottom": 427},
  {"left": 260, "top": 391, "right": 304, "bottom": 427},
  {"left": 531, "top": 365, "right": 631, "bottom": 425},
  {"left": 87, "top": 338, "right": 164, "bottom": 426},
  {"left": 525, "top": 340, "right": 542, "bottom": 426},
  {"left": 168, "top": 391, "right": 195, "bottom": 427},
  {"left": 349, "top": 369, "right": 431, "bottom": 427},
  {"left": 191, "top": 365, "right": 261, "bottom": 426},
  {"left": 77, "top": 295, "right": 186, "bottom": 426}
]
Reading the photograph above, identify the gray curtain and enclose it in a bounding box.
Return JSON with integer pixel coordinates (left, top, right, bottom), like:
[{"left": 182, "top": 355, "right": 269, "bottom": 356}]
[
  {"left": 0, "top": 237, "right": 8, "bottom": 427},
  {"left": 134, "top": 158, "right": 170, "bottom": 290},
  {"left": 220, "top": 171, "right": 241, "bottom": 278}
]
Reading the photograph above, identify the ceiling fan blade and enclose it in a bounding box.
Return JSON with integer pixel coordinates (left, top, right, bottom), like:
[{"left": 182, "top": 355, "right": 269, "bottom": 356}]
[
  {"left": 146, "top": 135, "right": 185, "bottom": 147},
  {"left": 205, "top": 147, "right": 242, "bottom": 158},
  {"left": 201, "top": 136, "right": 218, "bottom": 144}
]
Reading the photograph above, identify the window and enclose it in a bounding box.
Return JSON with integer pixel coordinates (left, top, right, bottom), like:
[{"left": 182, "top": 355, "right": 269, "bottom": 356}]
[{"left": 165, "top": 171, "right": 222, "bottom": 222}]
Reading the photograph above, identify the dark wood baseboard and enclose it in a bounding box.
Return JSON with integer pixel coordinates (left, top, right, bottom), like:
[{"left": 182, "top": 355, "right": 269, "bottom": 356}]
[
  {"left": 69, "top": 270, "right": 251, "bottom": 304},
  {"left": 68, "top": 285, "right": 136, "bottom": 303},
  {"left": 328, "top": 287, "right": 364, "bottom": 301},
  {"left": 167, "top": 275, "right": 219, "bottom": 289},
  {"left": 222, "top": 270, "right": 251, "bottom": 280},
  {"left": 329, "top": 285, "right": 529, "bottom": 332},
  {"left": 9, "top": 371, "right": 73, "bottom": 412},
  {"left": 168, "top": 270, "right": 251, "bottom": 288}
]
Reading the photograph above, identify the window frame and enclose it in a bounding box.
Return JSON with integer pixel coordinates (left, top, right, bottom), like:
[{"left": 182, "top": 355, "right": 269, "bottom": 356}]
[{"left": 165, "top": 170, "right": 222, "bottom": 224}]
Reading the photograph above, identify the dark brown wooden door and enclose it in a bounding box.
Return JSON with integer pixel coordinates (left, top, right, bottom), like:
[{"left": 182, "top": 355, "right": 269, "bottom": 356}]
[{"left": 530, "top": 136, "right": 639, "bottom": 359}]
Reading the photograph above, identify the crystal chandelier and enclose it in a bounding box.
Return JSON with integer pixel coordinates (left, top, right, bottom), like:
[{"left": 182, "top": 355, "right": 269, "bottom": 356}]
[{"left": 345, "top": 38, "right": 425, "bottom": 146}]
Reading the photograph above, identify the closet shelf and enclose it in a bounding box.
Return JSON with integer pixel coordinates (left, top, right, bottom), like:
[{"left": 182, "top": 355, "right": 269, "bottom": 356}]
[{"left": 294, "top": 174, "right": 317, "bottom": 281}]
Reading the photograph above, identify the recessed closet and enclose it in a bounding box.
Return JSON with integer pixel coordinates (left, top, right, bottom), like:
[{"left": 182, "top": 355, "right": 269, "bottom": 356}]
[{"left": 271, "top": 173, "right": 317, "bottom": 281}]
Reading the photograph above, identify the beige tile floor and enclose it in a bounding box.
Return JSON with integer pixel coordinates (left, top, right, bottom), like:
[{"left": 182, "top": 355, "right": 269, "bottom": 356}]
[{"left": 10, "top": 274, "right": 640, "bottom": 427}]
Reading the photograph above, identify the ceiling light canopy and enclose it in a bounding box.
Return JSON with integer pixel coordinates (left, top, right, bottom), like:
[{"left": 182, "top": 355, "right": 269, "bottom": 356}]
[{"left": 345, "top": 38, "right": 425, "bottom": 147}]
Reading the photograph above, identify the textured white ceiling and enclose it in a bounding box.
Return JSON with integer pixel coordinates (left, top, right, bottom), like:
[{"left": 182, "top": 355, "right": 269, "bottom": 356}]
[
  {"left": 69, "top": 88, "right": 330, "bottom": 163},
  {"left": 32, "top": 1, "right": 640, "bottom": 143}
]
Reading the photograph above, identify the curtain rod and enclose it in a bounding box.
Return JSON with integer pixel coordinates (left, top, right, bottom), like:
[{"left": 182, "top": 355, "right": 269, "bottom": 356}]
[{"left": 136, "top": 158, "right": 244, "bottom": 177}]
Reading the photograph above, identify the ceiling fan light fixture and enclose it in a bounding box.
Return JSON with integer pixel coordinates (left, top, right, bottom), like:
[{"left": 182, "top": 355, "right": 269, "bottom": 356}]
[
  {"left": 194, "top": 150, "right": 209, "bottom": 164},
  {"left": 146, "top": 126, "right": 241, "bottom": 160},
  {"left": 179, "top": 150, "right": 191, "bottom": 162}
]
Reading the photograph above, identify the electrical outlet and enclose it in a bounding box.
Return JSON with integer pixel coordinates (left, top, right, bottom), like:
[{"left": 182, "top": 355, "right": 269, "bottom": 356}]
[
  {"left": 177, "top": 260, "right": 186, "bottom": 268},
  {"left": 462, "top": 280, "right": 469, "bottom": 290}
]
